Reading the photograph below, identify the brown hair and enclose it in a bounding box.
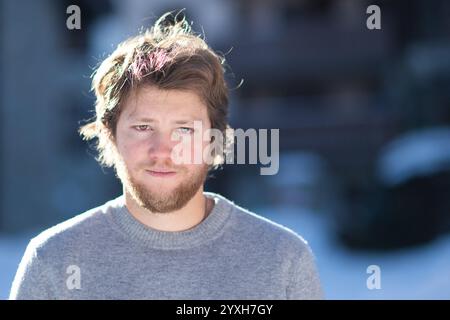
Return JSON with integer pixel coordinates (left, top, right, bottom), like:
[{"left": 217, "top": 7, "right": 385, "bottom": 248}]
[{"left": 79, "top": 12, "right": 232, "bottom": 170}]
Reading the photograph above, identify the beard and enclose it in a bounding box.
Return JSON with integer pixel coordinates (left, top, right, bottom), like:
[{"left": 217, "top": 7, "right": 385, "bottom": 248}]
[{"left": 115, "top": 157, "right": 208, "bottom": 214}]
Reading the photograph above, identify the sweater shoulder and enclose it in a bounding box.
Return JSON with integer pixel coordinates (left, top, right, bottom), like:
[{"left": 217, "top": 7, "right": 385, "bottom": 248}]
[
  {"left": 28, "top": 196, "right": 122, "bottom": 255},
  {"left": 220, "top": 195, "right": 312, "bottom": 253}
]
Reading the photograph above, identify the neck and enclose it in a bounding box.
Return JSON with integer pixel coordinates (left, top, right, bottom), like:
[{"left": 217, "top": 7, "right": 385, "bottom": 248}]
[{"left": 123, "top": 186, "right": 213, "bottom": 232}]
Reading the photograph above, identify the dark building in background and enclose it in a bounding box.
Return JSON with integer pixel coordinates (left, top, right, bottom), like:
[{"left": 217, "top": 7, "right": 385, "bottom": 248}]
[
  {"left": 1, "top": 0, "right": 450, "bottom": 250},
  {"left": 0, "top": 0, "right": 120, "bottom": 232}
]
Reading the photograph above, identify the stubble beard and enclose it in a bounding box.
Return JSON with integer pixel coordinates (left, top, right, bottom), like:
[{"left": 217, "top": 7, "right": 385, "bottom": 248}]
[{"left": 116, "top": 158, "right": 209, "bottom": 214}]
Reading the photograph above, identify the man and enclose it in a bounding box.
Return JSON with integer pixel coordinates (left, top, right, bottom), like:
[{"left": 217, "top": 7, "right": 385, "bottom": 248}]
[{"left": 9, "top": 13, "right": 323, "bottom": 300}]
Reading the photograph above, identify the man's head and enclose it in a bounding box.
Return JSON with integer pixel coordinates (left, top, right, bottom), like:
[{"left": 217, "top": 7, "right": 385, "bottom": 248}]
[{"left": 79, "top": 12, "right": 231, "bottom": 213}]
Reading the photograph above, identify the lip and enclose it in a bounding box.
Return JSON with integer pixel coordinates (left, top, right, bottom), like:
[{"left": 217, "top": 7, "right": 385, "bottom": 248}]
[{"left": 145, "top": 170, "right": 177, "bottom": 178}]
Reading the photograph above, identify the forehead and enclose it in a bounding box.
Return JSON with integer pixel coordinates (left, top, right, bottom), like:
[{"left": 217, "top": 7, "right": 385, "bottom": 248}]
[{"left": 121, "top": 86, "right": 209, "bottom": 121}]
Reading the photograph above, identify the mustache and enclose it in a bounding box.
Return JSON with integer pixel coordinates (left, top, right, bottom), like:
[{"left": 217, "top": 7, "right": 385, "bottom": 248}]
[{"left": 144, "top": 159, "right": 181, "bottom": 171}]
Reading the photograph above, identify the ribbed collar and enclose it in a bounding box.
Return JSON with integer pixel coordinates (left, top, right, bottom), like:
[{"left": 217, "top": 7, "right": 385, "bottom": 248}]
[{"left": 107, "top": 192, "right": 233, "bottom": 250}]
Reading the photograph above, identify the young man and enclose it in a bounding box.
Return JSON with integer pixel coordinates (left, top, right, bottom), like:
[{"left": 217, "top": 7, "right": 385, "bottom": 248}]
[{"left": 10, "top": 13, "right": 323, "bottom": 300}]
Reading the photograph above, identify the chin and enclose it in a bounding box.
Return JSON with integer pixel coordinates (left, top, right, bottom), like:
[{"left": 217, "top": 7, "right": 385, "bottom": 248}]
[{"left": 143, "top": 182, "right": 175, "bottom": 193}]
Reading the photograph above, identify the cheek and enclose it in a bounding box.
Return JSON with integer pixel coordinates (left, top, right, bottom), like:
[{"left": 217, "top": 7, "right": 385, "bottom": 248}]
[
  {"left": 186, "top": 139, "right": 212, "bottom": 163},
  {"left": 172, "top": 135, "right": 208, "bottom": 164},
  {"left": 116, "top": 133, "right": 145, "bottom": 166},
  {"left": 182, "top": 163, "right": 208, "bottom": 179}
]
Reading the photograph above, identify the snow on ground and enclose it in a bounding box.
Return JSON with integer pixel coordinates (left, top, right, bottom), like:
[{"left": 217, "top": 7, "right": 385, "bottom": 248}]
[
  {"left": 262, "top": 206, "right": 450, "bottom": 299},
  {"left": 1, "top": 208, "right": 449, "bottom": 300}
]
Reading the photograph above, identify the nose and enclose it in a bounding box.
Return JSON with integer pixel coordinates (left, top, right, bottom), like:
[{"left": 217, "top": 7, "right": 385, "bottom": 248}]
[{"left": 148, "top": 131, "right": 175, "bottom": 160}]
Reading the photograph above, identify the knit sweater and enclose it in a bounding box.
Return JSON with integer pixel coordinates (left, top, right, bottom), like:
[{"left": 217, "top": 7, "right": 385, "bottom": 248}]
[{"left": 9, "top": 192, "right": 323, "bottom": 300}]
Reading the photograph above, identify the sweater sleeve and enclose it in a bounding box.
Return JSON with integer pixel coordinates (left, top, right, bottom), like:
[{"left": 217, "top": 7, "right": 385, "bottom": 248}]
[
  {"left": 286, "top": 239, "right": 324, "bottom": 300},
  {"left": 9, "top": 239, "right": 56, "bottom": 300}
]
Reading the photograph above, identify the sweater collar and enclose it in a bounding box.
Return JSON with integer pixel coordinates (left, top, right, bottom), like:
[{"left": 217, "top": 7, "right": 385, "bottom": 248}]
[{"left": 108, "top": 192, "right": 232, "bottom": 249}]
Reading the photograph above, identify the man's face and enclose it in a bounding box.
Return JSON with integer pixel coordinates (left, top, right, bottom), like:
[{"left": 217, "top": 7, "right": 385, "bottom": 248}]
[{"left": 113, "top": 86, "right": 211, "bottom": 213}]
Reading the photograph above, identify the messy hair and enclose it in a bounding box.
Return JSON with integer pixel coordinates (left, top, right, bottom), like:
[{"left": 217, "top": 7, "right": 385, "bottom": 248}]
[{"left": 79, "top": 11, "right": 232, "bottom": 170}]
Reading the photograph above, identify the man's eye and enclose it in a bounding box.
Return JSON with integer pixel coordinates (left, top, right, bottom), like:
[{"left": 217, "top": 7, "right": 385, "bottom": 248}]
[
  {"left": 177, "top": 127, "right": 194, "bottom": 134},
  {"left": 133, "top": 125, "right": 151, "bottom": 131}
]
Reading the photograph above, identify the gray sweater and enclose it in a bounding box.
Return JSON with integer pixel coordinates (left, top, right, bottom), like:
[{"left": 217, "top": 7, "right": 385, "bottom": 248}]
[{"left": 9, "top": 192, "right": 323, "bottom": 300}]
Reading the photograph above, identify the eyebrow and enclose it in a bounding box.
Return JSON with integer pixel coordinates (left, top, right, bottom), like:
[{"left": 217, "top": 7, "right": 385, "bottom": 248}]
[
  {"left": 129, "top": 117, "right": 202, "bottom": 125},
  {"left": 129, "top": 117, "right": 156, "bottom": 123}
]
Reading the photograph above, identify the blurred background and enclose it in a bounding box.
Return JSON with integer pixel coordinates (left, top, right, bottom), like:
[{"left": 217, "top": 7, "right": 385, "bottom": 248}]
[{"left": 1, "top": 0, "right": 450, "bottom": 299}]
